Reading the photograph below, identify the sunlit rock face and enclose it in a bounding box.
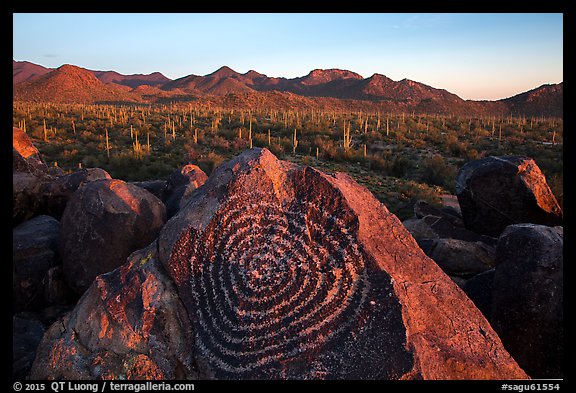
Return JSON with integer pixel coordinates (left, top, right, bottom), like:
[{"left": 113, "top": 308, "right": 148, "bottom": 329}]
[
  {"left": 158, "top": 148, "right": 528, "bottom": 380},
  {"left": 59, "top": 179, "right": 166, "bottom": 294},
  {"left": 30, "top": 148, "right": 528, "bottom": 380},
  {"left": 456, "top": 156, "right": 562, "bottom": 237}
]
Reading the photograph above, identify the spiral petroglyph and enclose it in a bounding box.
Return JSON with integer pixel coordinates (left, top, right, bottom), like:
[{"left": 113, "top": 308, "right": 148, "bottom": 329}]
[
  {"left": 170, "top": 183, "right": 382, "bottom": 377},
  {"left": 29, "top": 149, "right": 530, "bottom": 380},
  {"left": 158, "top": 148, "right": 530, "bottom": 380}
]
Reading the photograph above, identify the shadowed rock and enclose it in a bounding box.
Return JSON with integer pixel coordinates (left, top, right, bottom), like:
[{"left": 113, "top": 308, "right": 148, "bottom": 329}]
[
  {"left": 164, "top": 164, "right": 208, "bottom": 218},
  {"left": 59, "top": 179, "right": 166, "bottom": 294},
  {"left": 155, "top": 148, "right": 527, "bottom": 379},
  {"left": 403, "top": 215, "right": 497, "bottom": 246},
  {"left": 456, "top": 156, "right": 562, "bottom": 237},
  {"left": 491, "top": 224, "right": 563, "bottom": 378},
  {"left": 130, "top": 179, "right": 169, "bottom": 201},
  {"left": 42, "top": 168, "right": 112, "bottom": 220},
  {"left": 414, "top": 200, "right": 464, "bottom": 227},
  {"left": 417, "top": 238, "right": 495, "bottom": 277},
  {"left": 13, "top": 313, "right": 45, "bottom": 379},
  {"left": 13, "top": 215, "right": 61, "bottom": 312},
  {"left": 462, "top": 269, "right": 495, "bottom": 319},
  {"left": 30, "top": 241, "right": 197, "bottom": 380}
]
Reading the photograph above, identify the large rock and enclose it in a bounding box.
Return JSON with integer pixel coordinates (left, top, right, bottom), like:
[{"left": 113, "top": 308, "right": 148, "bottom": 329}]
[
  {"left": 13, "top": 127, "right": 53, "bottom": 225},
  {"left": 30, "top": 241, "right": 197, "bottom": 380},
  {"left": 13, "top": 127, "right": 48, "bottom": 174},
  {"left": 455, "top": 156, "right": 562, "bottom": 237},
  {"left": 164, "top": 164, "right": 208, "bottom": 218},
  {"left": 42, "top": 168, "right": 112, "bottom": 220},
  {"left": 13, "top": 313, "right": 46, "bottom": 379},
  {"left": 13, "top": 215, "right": 62, "bottom": 312},
  {"left": 156, "top": 148, "right": 526, "bottom": 379},
  {"left": 59, "top": 179, "right": 166, "bottom": 294},
  {"left": 491, "top": 224, "right": 563, "bottom": 378},
  {"left": 418, "top": 238, "right": 495, "bottom": 277}
]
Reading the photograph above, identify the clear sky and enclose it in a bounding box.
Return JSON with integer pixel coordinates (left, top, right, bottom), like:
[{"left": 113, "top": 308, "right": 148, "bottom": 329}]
[{"left": 13, "top": 13, "right": 563, "bottom": 100}]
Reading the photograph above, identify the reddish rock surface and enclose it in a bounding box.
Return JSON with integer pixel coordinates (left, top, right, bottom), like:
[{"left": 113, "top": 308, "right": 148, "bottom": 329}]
[
  {"left": 13, "top": 127, "right": 54, "bottom": 225},
  {"left": 30, "top": 241, "right": 197, "bottom": 380},
  {"left": 30, "top": 149, "right": 529, "bottom": 380},
  {"left": 456, "top": 156, "right": 562, "bottom": 237},
  {"left": 59, "top": 179, "right": 166, "bottom": 294},
  {"left": 156, "top": 148, "right": 527, "bottom": 379}
]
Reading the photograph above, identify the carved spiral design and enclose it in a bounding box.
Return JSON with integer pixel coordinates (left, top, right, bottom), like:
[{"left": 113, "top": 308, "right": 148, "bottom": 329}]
[{"left": 185, "top": 189, "right": 369, "bottom": 377}]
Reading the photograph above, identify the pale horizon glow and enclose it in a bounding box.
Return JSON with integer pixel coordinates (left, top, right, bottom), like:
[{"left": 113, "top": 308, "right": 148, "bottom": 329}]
[{"left": 13, "top": 13, "right": 563, "bottom": 101}]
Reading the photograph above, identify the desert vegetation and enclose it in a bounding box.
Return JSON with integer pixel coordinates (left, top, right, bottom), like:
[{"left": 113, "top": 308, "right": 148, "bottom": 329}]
[{"left": 13, "top": 101, "right": 563, "bottom": 219}]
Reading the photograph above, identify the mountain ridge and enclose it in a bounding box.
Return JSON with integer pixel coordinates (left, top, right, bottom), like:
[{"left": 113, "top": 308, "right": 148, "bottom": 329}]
[{"left": 12, "top": 60, "right": 563, "bottom": 117}]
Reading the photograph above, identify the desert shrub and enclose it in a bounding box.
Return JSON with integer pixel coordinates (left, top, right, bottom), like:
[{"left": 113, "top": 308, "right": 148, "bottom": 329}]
[
  {"left": 198, "top": 152, "right": 226, "bottom": 175},
  {"left": 389, "top": 155, "right": 415, "bottom": 178},
  {"left": 419, "top": 154, "right": 457, "bottom": 190}
]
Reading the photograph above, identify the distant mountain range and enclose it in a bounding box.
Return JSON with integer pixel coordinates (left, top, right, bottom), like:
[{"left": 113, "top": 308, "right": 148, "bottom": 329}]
[{"left": 12, "top": 60, "right": 563, "bottom": 117}]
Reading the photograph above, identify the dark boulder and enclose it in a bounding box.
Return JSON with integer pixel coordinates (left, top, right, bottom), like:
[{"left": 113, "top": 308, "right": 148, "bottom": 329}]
[
  {"left": 163, "top": 164, "right": 207, "bottom": 218},
  {"left": 462, "top": 269, "right": 495, "bottom": 319},
  {"left": 13, "top": 215, "right": 61, "bottom": 312},
  {"left": 41, "top": 168, "right": 112, "bottom": 220},
  {"left": 456, "top": 156, "right": 562, "bottom": 237},
  {"left": 414, "top": 200, "right": 464, "bottom": 227},
  {"left": 491, "top": 224, "right": 563, "bottom": 378},
  {"left": 130, "top": 179, "right": 169, "bottom": 201},
  {"left": 59, "top": 179, "right": 166, "bottom": 294},
  {"left": 13, "top": 313, "right": 45, "bottom": 379},
  {"left": 417, "top": 238, "right": 495, "bottom": 277},
  {"left": 403, "top": 215, "right": 497, "bottom": 246}
]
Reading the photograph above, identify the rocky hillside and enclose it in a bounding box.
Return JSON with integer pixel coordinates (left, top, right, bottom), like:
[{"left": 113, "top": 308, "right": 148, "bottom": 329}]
[
  {"left": 13, "top": 128, "right": 564, "bottom": 380},
  {"left": 13, "top": 61, "right": 563, "bottom": 117},
  {"left": 13, "top": 64, "right": 141, "bottom": 104},
  {"left": 13, "top": 60, "right": 51, "bottom": 84},
  {"left": 499, "top": 83, "right": 563, "bottom": 118}
]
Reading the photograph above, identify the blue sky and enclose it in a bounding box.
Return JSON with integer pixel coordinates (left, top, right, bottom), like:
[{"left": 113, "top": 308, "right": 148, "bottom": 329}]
[{"left": 13, "top": 13, "right": 563, "bottom": 100}]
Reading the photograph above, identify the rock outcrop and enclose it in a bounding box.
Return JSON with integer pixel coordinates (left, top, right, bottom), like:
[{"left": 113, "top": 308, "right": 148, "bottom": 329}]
[
  {"left": 130, "top": 179, "right": 169, "bottom": 201},
  {"left": 163, "top": 164, "right": 208, "bottom": 218},
  {"left": 30, "top": 241, "right": 197, "bottom": 380},
  {"left": 59, "top": 179, "right": 167, "bottom": 294},
  {"left": 42, "top": 168, "right": 112, "bottom": 220},
  {"left": 462, "top": 269, "right": 495, "bottom": 318},
  {"left": 455, "top": 156, "right": 562, "bottom": 237},
  {"left": 13, "top": 215, "right": 63, "bottom": 312},
  {"left": 403, "top": 204, "right": 497, "bottom": 246},
  {"left": 417, "top": 238, "right": 495, "bottom": 278},
  {"left": 13, "top": 127, "right": 53, "bottom": 225},
  {"left": 29, "top": 148, "right": 529, "bottom": 380},
  {"left": 491, "top": 224, "right": 563, "bottom": 378},
  {"left": 156, "top": 148, "right": 526, "bottom": 379},
  {"left": 13, "top": 313, "right": 46, "bottom": 379}
]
